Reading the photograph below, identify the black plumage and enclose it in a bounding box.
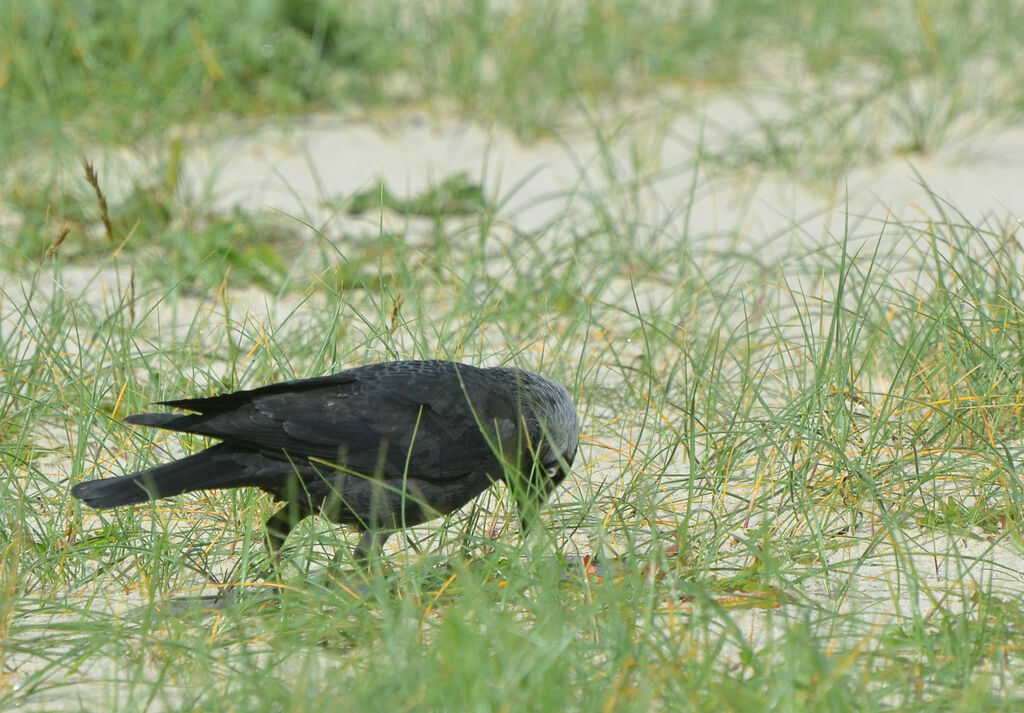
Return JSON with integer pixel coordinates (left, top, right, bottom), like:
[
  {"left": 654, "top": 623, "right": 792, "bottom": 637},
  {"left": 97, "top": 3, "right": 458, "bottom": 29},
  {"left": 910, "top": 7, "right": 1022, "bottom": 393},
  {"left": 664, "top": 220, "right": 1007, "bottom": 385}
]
[{"left": 72, "top": 360, "right": 579, "bottom": 559}]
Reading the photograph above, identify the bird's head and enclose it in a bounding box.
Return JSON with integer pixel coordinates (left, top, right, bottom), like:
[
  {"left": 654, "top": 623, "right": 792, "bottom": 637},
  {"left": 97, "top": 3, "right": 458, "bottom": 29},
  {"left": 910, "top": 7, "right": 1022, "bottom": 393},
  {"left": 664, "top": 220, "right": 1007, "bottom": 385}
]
[{"left": 493, "top": 366, "right": 579, "bottom": 493}]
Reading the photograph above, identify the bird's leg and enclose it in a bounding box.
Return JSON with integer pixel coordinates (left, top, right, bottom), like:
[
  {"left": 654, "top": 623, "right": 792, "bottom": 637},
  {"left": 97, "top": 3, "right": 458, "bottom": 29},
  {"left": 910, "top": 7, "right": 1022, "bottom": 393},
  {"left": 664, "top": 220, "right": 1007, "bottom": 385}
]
[
  {"left": 265, "top": 508, "right": 296, "bottom": 555},
  {"left": 338, "top": 474, "right": 394, "bottom": 568},
  {"left": 313, "top": 530, "right": 391, "bottom": 598},
  {"left": 352, "top": 529, "right": 392, "bottom": 563},
  {"left": 327, "top": 528, "right": 391, "bottom": 570},
  {"left": 245, "top": 507, "right": 300, "bottom": 584}
]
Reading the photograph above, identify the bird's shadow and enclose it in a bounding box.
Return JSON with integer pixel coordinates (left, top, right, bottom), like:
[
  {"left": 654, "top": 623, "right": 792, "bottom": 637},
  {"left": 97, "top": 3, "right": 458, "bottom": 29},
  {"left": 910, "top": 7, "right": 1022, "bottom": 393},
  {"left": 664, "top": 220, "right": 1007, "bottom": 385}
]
[{"left": 121, "top": 554, "right": 452, "bottom": 619}]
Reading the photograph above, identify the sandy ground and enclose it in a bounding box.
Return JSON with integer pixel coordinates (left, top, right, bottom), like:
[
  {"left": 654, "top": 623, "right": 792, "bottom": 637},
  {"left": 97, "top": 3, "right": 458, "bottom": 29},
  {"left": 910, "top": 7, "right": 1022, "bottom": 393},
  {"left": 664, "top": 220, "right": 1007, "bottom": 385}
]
[
  {"left": 6, "top": 85, "right": 1024, "bottom": 706},
  {"left": 10, "top": 89, "right": 1022, "bottom": 359},
  {"left": 11, "top": 87, "right": 1011, "bottom": 338},
  {"left": 94, "top": 91, "right": 1024, "bottom": 246}
]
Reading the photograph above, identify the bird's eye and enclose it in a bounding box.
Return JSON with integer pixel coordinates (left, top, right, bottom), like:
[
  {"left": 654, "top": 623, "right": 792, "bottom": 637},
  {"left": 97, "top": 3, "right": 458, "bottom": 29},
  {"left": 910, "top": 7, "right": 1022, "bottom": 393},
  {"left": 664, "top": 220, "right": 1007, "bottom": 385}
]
[{"left": 540, "top": 454, "right": 561, "bottom": 471}]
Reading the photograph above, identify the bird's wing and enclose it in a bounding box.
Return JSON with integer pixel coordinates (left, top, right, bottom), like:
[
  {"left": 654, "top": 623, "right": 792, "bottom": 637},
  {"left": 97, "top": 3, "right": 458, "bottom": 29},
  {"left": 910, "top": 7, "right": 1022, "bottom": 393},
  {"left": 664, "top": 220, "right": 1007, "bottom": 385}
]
[
  {"left": 126, "top": 364, "right": 521, "bottom": 482},
  {"left": 154, "top": 372, "right": 360, "bottom": 413}
]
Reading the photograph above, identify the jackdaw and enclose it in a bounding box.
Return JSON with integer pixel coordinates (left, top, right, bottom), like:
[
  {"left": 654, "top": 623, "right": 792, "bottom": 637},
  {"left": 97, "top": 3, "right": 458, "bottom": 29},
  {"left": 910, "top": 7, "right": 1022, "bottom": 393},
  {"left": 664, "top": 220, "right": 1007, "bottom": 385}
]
[{"left": 71, "top": 360, "right": 578, "bottom": 560}]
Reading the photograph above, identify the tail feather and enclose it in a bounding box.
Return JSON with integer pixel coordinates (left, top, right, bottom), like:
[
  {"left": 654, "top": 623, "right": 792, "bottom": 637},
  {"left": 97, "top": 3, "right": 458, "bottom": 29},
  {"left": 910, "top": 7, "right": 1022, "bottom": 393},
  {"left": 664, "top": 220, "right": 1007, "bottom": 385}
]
[
  {"left": 123, "top": 412, "right": 202, "bottom": 431},
  {"left": 71, "top": 443, "right": 257, "bottom": 508}
]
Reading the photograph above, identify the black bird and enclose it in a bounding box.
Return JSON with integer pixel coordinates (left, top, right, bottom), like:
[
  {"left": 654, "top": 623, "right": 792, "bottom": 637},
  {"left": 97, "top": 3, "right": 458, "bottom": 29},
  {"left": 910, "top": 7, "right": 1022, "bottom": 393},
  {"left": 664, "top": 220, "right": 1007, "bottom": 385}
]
[{"left": 72, "top": 360, "right": 578, "bottom": 560}]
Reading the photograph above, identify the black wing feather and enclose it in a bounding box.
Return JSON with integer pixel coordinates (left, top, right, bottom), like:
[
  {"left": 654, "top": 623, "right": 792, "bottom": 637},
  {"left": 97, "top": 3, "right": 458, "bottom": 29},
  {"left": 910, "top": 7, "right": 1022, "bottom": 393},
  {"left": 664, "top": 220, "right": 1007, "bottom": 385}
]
[
  {"left": 155, "top": 372, "right": 359, "bottom": 413},
  {"left": 125, "top": 362, "right": 519, "bottom": 483}
]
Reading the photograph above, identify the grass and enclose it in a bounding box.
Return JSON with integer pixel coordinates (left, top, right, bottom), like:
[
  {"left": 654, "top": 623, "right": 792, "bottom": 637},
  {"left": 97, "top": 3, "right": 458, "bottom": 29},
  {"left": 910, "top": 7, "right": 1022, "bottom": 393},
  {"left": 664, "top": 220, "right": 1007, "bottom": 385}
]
[
  {"left": 4, "top": 0, "right": 1024, "bottom": 710},
  {"left": 5, "top": 171, "right": 1024, "bottom": 709},
  {"left": 5, "top": 0, "right": 1024, "bottom": 269},
  {"left": 3, "top": 0, "right": 1023, "bottom": 156}
]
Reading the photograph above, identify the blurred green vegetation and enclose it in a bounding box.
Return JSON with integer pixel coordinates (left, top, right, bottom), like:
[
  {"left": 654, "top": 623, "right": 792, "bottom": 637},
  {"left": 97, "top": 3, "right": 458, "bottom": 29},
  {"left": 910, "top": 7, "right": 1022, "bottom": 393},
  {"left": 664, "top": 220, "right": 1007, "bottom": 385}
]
[{"left": 2, "top": 0, "right": 1022, "bottom": 159}]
